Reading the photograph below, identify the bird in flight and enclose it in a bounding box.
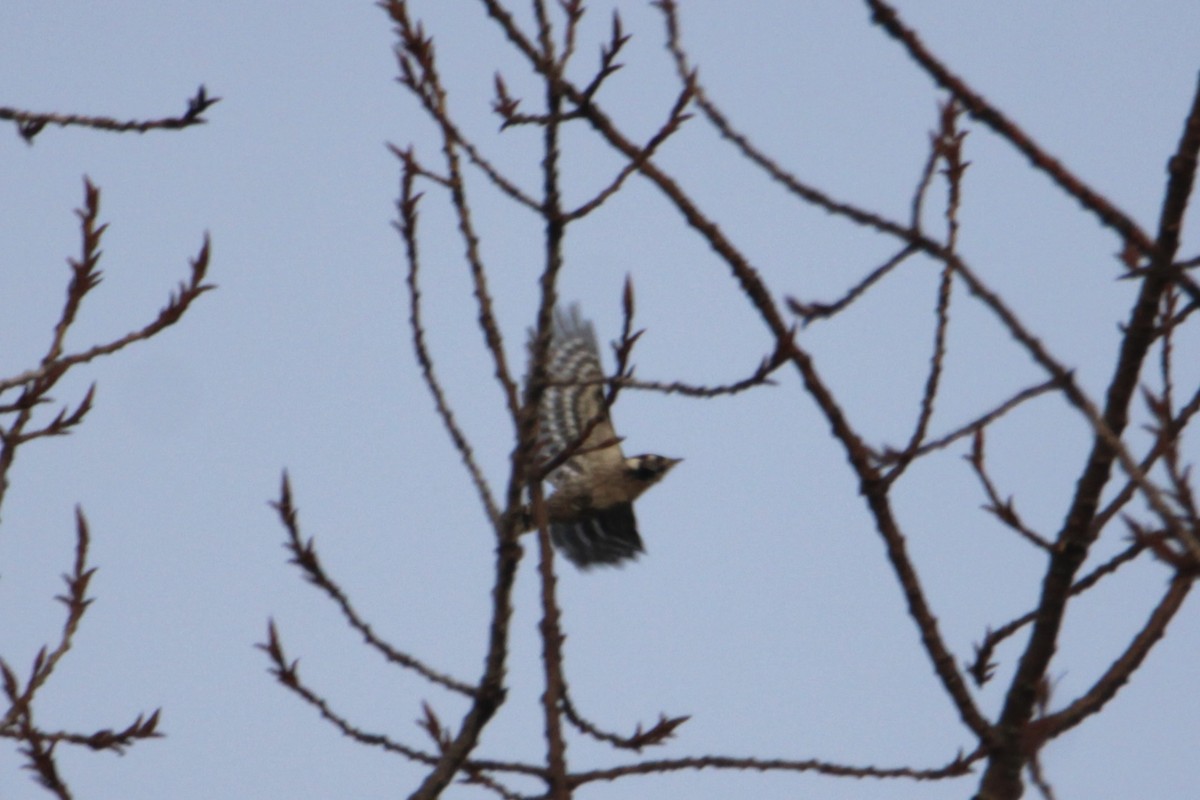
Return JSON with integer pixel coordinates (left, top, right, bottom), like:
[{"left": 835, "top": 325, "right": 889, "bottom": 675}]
[{"left": 529, "top": 304, "right": 680, "bottom": 569}]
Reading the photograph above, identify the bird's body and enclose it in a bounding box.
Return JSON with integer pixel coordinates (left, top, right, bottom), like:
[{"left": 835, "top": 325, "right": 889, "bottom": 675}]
[{"left": 529, "top": 305, "right": 679, "bottom": 569}]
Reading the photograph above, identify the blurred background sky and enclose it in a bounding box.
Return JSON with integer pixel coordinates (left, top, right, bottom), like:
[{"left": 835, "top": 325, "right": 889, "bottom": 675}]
[{"left": 0, "top": 2, "right": 1197, "bottom": 798}]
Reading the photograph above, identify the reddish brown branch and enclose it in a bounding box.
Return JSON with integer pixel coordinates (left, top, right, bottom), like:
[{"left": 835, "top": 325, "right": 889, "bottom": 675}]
[
  {"left": 1093, "top": 376, "right": 1200, "bottom": 535},
  {"left": 661, "top": 0, "right": 1180, "bottom": 548},
  {"left": 1, "top": 509, "right": 97, "bottom": 730},
  {"left": 260, "top": 625, "right": 546, "bottom": 781},
  {"left": 257, "top": 621, "right": 441, "bottom": 766},
  {"left": 0, "top": 510, "right": 162, "bottom": 797},
  {"left": 966, "top": 430, "right": 1053, "bottom": 552},
  {"left": 382, "top": 6, "right": 533, "bottom": 799},
  {"left": 395, "top": 148, "right": 501, "bottom": 525},
  {"left": 877, "top": 378, "right": 1059, "bottom": 464},
  {"left": 967, "top": 540, "right": 1148, "bottom": 686},
  {"left": 0, "top": 179, "right": 213, "bottom": 516},
  {"left": 614, "top": 355, "right": 785, "bottom": 398},
  {"left": 787, "top": 246, "right": 919, "bottom": 324},
  {"left": 1030, "top": 573, "right": 1193, "bottom": 745},
  {"left": 368, "top": 5, "right": 1200, "bottom": 799},
  {"left": 565, "top": 73, "right": 694, "bottom": 221},
  {"left": 864, "top": 0, "right": 1155, "bottom": 258},
  {"left": 560, "top": 687, "right": 689, "bottom": 751},
  {"left": 885, "top": 102, "right": 967, "bottom": 482},
  {"left": 33, "top": 711, "right": 162, "bottom": 754},
  {"left": 978, "top": 72, "right": 1200, "bottom": 798},
  {"left": 568, "top": 747, "right": 982, "bottom": 787},
  {"left": 479, "top": 0, "right": 993, "bottom": 744},
  {"left": 0, "top": 86, "right": 218, "bottom": 143},
  {"left": 270, "top": 474, "right": 479, "bottom": 696},
  {"left": 535, "top": 527, "right": 570, "bottom": 799},
  {"left": 16, "top": 724, "right": 71, "bottom": 800},
  {"left": 528, "top": 6, "right": 571, "bottom": 796},
  {"left": 656, "top": 0, "right": 932, "bottom": 241}
]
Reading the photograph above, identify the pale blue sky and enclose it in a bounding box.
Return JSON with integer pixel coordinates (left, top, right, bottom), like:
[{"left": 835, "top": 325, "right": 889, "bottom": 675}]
[{"left": 0, "top": 2, "right": 1197, "bottom": 798}]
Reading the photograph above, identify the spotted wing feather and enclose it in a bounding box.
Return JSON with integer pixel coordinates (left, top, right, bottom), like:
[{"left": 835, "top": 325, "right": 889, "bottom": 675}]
[{"left": 537, "top": 305, "right": 624, "bottom": 487}]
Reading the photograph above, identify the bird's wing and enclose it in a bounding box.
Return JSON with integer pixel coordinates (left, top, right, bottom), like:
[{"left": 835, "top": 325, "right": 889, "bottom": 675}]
[
  {"left": 551, "top": 503, "right": 644, "bottom": 568},
  {"left": 536, "top": 304, "right": 625, "bottom": 488}
]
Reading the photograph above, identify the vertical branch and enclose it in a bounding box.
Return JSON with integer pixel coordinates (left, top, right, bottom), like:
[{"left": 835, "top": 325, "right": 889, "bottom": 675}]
[
  {"left": 530, "top": 4, "right": 571, "bottom": 796},
  {"left": 491, "top": 37, "right": 994, "bottom": 740},
  {"left": 395, "top": 147, "right": 501, "bottom": 526},
  {"left": 535, "top": 516, "right": 570, "bottom": 800},
  {"left": 0, "top": 181, "right": 104, "bottom": 512},
  {"left": 384, "top": 6, "right": 527, "bottom": 798},
  {"left": 1, "top": 509, "right": 96, "bottom": 730},
  {"left": 978, "top": 71, "right": 1200, "bottom": 800},
  {"left": 886, "top": 101, "right": 965, "bottom": 482},
  {"left": 372, "top": 4, "right": 1200, "bottom": 799}
]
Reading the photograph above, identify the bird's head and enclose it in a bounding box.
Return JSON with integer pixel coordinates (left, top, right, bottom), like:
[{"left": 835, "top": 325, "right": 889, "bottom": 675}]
[{"left": 624, "top": 454, "right": 682, "bottom": 489}]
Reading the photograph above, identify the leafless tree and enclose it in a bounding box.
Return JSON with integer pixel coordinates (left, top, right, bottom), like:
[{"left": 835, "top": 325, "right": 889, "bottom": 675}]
[
  {"left": 0, "top": 94, "right": 216, "bottom": 798},
  {"left": 266, "top": 3, "right": 1200, "bottom": 799}
]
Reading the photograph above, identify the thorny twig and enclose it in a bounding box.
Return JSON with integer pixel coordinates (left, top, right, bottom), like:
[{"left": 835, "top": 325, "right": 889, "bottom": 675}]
[
  {"left": 967, "top": 430, "right": 1054, "bottom": 552},
  {"left": 271, "top": 475, "right": 479, "bottom": 696},
  {"left": 395, "top": 147, "right": 501, "bottom": 526},
  {"left": 260, "top": 2, "right": 1200, "bottom": 798},
  {"left": 0, "top": 200, "right": 210, "bottom": 526},
  {"left": 568, "top": 748, "right": 983, "bottom": 787},
  {"left": 787, "top": 246, "right": 919, "bottom": 324},
  {"left": 0, "top": 86, "right": 218, "bottom": 143},
  {"left": 503, "top": 0, "right": 995, "bottom": 743},
  {"left": 875, "top": 378, "right": 1060, "bottom": 464},
  {"left": 1, "top": 512, "right": 164, "bottom": 794},
  {"left": 560, "top": 685, "right": 688, "bottom": 751},
  {"left": 865, "top": 0, "right": 1157, "bottom": 258},
  {"left": 967, "top": 539, "right": 1147, "bottom": 686},
  {"left": 885, "top": 100, "right": 968, "bottom": 484},
  {"left": 1, "top": 176, "right": 208, "bottom": 794}
]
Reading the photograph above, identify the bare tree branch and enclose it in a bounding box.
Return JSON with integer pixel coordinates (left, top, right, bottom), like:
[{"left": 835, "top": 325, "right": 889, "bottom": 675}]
[
  {"left": 863, "top": 0, "right": 1155, "bottom": 258},
  {"left": 0, "top": 86, "right": 218, "bottom": 143}
]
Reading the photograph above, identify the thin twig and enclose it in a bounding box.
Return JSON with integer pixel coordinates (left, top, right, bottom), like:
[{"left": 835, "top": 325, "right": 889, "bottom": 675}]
[
  {"left": 483, "top": 0, "right": 994, "bottom": 741},
  {"left": 560, "top": 687, "right": 688, "bottom": 751},
  {"left": 876, "top": 378, "right": 1059, "bottom": 463},
  {"left": 568, "top": 748, "right": 982, "bottom": 787},
  {"left": 395, "top": 147, "right": 501, "bottom": 526},
  {"left": 967, "top": 540, "right": 1148, "bottom": 686},
  {"left": 864, "top": 0, "right": 1156, "bottom": 258},
  {"left": 978, "top": 71, "right": 1200, "bottom": 794},
  {"left": 2, "top": 509, "right": 98, "bottom": 729},
  {"left": 384, "top": 7, "right": 533, "bottom": 800},
  {"left": 565, "top": 73, "right": 695, "bottom": 221},
  {"left": 258, "top": 621, "right": 442, "bottom": 765},
  {"left": 787, "top": 246, "right": 919, "bottom": 324},
  {"left": 0, "top": 86, "right": 218, "bottom": 143},
  {"left": 885, "top": 101, "right": 967, "bottom": 483},
  {"left": 270, "top": 474, "right": 479, "bottom": 696},
  {"left": 965, "top": 430, "right": 1053, "bottom": 552},
  {"left": 1027, "top": 573, "right": 1193, "bottom": 744}
]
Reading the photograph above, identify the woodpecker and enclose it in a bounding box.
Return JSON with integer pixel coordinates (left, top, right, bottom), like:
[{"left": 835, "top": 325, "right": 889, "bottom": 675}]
[{"left": 527, "top": 304, "right": 680, "bottom": 569}]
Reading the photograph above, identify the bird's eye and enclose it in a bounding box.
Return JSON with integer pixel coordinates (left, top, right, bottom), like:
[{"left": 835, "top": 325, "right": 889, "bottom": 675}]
[{"left": 633, "top": 464, "right": 658, "bottom": 481}]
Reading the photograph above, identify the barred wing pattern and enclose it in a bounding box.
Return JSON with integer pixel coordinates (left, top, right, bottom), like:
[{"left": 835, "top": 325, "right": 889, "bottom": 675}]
[
  {"left": 539, "top": 306, "right": 625, "bottom": 485},
  {"left": 535, "top": 305, "right": 645, "bottom": 567},
  {"left": 552, "top": 503, "right": 641, "bottom": 568}
]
